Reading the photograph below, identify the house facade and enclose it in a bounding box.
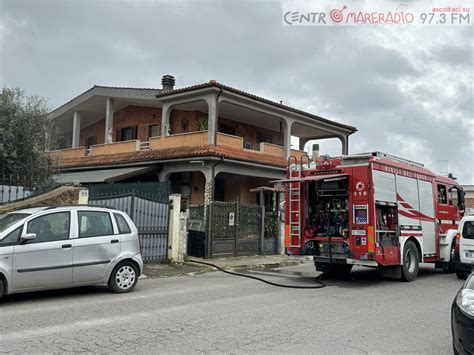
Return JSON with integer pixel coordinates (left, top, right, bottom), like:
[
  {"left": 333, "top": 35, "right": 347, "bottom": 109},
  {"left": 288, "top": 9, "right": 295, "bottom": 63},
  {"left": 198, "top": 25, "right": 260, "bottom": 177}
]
[{"left": 49, "top": 75, "right": 357, "bottom": 207}]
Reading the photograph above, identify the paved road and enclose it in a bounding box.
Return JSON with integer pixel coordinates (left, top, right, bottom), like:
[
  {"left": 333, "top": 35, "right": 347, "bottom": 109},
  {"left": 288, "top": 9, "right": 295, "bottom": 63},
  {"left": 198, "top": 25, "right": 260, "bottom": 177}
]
[{"left": 0, "top": 261, "right": 463, "bottom": 354}]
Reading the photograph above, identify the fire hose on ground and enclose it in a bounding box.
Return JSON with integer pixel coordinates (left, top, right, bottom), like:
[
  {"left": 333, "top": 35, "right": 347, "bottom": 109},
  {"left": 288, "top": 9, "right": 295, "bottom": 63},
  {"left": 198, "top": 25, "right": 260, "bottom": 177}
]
[{"left": 188, "top": 259, "right": 326, "bottom": 289}]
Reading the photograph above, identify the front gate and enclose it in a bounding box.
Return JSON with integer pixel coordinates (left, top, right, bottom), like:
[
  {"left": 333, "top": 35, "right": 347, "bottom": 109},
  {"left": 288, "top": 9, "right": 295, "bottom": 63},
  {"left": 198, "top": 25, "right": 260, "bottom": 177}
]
[
  {"left": 208, "top": 201, "right": 260, "bottom": 257},
  {"left": 188, "top": 201, "right": 280, "bottom": 258},
  {"left": 89, "top": 182, "right": 170, "bottom": 262}
]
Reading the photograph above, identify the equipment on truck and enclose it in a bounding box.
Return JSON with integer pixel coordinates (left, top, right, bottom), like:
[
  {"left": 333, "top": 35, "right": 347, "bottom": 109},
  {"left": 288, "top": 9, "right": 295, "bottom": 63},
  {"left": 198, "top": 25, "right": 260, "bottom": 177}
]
[{"left": 278, "top": 152, "right": 465, "bottom": 281}]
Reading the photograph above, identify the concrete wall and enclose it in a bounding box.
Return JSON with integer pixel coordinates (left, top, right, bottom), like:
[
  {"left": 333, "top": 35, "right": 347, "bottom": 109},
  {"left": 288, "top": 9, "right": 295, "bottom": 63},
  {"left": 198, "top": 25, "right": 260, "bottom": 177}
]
[
  {"left": 150, "top": 131, "right": 208, "bottom": 150},
  {"left": 48, "top": 147, "right": 86, "bottom": 160},
  {"left": 90, "top": 140, "right": 139, "bottom": 155},
  {"left": 216, "top": 133, "right": 243, "bottom": 149}
]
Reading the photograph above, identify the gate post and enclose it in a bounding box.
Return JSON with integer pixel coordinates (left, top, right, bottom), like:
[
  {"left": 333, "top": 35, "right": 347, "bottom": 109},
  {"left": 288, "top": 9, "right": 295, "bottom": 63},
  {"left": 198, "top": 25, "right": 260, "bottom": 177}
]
[
  {"left": 168, "top": 194, "right": 182, "bottom": 262},
  {"left": 259, "top": 190, "right": 265, "bottom": 254}
]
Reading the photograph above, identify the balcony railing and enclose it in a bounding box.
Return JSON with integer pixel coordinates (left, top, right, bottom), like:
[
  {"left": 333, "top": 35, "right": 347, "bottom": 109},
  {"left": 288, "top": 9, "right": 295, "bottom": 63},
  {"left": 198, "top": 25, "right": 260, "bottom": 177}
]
[{"left": 47, "top": 131, "right": 306, "bottom": 162}]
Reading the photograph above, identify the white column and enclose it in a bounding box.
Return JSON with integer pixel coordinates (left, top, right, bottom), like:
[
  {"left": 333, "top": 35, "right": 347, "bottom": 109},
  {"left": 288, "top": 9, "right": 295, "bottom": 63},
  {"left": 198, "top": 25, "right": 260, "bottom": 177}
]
[
  {"left": 72, "top": 111, "right": 81, "bottom": 148},
  {"left": 207, "top": 95, "right": 218, "bottom": 145},
  {"left": 161, "top": 103, "right": 172, "bottom": 136},
  {"left": 167, "top": 194, "right": 182, "bottom": 262},
  {"left": 283, "top": 119, "right": 293, "bottom": 159},
  {"left": 105, "top": 98, "right": 114, "bottom": 143}
]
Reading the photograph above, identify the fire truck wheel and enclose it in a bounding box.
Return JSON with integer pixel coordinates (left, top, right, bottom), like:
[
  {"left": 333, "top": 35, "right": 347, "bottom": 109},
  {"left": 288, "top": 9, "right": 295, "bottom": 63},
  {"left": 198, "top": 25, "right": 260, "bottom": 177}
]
[{"left": 401, "top": 241, "right": 419, "bottom": 282}]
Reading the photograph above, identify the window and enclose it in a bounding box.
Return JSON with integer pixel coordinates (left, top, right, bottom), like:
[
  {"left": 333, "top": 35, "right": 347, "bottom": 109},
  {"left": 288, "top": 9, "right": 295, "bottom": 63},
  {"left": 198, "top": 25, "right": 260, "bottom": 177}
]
[
  {"left": 463, "top": 221, "right": 474, "bottom": 240},
  {"left": 148, "top": 124, "right": 160, "bottom": 139},
  {"left": 78, "top": 211, "right": 113, "bottom": 238},
  {"left": 114, "top": 213, "right": 131, "bottom": 234},
  {"left": 85, "top": 136, "right": 97, "bottom": 149},
  {"left": 438, "top": 184, "right": 447, "bottom": 204},
  {"left": 0, "top": 213, "right": 29, "bottom": 233},
  {"left": 218, "top": 124, "right": 236, "bottom": 135},
  {"left": 0, "top": 226, "right": 23, "bottom": 246},
  {"left": 116, "top": 126, "right": 137, "bottom": 142},
  {"left": 26, "top": 212, "right": 70, "bottom": 243},
  {"left": 257, "top": 132, "right": 273, "bottom": 144}
]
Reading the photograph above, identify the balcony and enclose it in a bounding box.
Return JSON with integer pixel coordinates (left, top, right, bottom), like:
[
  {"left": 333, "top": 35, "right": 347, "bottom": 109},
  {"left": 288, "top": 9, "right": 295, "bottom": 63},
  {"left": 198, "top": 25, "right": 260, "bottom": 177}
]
[{"left": 47, "top": 131, "right": 306, "bottom": 167}]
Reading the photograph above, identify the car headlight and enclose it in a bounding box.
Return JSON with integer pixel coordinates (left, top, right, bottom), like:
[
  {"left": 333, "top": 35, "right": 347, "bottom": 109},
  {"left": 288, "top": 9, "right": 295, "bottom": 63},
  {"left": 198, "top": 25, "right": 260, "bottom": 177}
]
[{"left": 456, "top": 289, "right": 474, "bottom": 317}]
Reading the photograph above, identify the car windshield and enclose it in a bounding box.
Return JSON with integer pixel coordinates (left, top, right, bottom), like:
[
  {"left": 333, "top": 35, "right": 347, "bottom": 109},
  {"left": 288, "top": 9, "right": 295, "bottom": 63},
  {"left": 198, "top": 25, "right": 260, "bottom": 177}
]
[
  {"left": 465, "top": 274, "right": 474, "bottom": 290},
  {"left": 0, "top": 213, "right": 29, "bottom": 233}
]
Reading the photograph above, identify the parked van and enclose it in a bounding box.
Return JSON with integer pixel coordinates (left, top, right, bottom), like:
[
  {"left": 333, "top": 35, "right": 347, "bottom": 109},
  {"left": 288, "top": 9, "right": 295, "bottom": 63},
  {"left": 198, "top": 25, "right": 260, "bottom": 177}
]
[{"left": 455, "top": 216, "right": 474, "bottom": 279}]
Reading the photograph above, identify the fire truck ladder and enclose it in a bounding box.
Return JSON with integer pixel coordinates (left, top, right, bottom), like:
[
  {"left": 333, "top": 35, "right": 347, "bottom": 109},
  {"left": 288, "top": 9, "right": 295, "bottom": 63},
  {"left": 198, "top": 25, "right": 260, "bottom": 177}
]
[{"left": 288, "top": 155, "right": 307, "bottom": 248}]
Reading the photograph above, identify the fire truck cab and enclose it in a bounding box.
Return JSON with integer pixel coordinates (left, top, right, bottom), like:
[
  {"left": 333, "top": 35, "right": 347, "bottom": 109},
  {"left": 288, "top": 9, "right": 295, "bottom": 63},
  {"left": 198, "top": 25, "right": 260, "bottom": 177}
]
[{"left": 282, "top": 152, "right": 464, "bottom": 281}]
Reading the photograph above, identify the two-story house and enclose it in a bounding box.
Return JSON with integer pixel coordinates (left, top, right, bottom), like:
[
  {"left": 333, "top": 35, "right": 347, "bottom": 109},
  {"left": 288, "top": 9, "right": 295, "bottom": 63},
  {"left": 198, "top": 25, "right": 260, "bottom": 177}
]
[{"left": 49, "top": 75, "right": 357, "bottom": 207}]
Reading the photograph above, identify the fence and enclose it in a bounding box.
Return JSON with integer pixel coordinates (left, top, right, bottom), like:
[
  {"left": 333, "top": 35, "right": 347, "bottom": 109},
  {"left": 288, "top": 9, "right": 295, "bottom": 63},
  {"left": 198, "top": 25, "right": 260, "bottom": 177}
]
[
  {"left": 188, "top": 201, "right": 277, "bottom": 258},
  {"left": 89, "top": 182, "right": 170, "bottom": 262},
  {"left": 0, "top": 174, "right": 58, "bottom": 205}
]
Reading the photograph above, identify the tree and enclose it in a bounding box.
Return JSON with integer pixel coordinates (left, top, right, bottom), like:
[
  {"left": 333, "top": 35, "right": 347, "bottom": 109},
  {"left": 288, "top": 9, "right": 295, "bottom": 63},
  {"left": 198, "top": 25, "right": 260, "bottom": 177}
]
[{"left": 0, "top": 88, "right": 59, "bottom": 183}]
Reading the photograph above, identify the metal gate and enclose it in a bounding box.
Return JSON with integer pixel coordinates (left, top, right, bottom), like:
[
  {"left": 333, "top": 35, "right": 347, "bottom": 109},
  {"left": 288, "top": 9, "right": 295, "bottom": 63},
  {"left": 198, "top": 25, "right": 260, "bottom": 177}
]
[
  {"left": 207, "top": 201, "right": 261, "bottom": 257},
  {"left": 89, "top": 182, "right": 170, "bottom": 262}
]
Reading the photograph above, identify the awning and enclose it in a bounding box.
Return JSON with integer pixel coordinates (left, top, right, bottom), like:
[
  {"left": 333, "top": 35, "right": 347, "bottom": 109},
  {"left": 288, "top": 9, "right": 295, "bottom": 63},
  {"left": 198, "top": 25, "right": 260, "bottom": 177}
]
[
  {"left": 54, "top": 166, "right": 155, "bottom": 184},
  {"left": 272, "top": 173, "right": 348, "bottom": 183}
]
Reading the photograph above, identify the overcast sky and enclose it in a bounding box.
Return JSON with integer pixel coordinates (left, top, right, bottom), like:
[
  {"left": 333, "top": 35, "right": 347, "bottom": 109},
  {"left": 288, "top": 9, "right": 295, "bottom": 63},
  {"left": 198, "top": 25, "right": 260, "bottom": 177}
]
[{"left": 1, "top": 0, "right": 473, "bottom": 183}]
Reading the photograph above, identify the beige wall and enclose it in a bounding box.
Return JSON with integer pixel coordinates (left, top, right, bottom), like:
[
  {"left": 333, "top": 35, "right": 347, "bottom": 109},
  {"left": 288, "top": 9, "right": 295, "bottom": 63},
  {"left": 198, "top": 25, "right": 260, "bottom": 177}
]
[
  {"left": 150, "top": 131, "right": 208, "bottom": 150},
  {"left": 90, "top": 140, "right": 139, "bottom": 156},
  {"left": 48, "top": 147, "right": 86, "bottom": 160}
]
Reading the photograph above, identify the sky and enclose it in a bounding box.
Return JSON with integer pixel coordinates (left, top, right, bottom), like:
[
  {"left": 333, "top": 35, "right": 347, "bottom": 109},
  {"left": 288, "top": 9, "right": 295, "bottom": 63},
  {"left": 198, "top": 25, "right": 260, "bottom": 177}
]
[{"left": 1, "top": 0, "right": 473, "bottom": 184}]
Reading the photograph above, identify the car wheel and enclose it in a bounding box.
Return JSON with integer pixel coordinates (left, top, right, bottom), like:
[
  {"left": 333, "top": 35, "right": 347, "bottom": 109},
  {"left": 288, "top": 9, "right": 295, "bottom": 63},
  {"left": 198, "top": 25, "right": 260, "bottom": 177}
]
[
  {"left": 0, "top": 278, "right": 4, "bottom": 300},
  {"left": 108, "top": 261, "right": 138, "bottom": 293},
  {"left": 402, "top": 241, "right": 419, "bottom": 282},
  {"left": 456, "top": 269, "right": 468, "bottom": 280}
]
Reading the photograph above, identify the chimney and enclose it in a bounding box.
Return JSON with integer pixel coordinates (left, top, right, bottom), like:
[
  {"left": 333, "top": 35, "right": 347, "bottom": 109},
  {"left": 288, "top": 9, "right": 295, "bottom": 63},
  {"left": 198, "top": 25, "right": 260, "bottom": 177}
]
[
  {"left": 312, "top": 144, "right": 320, "bottom": 161},
  {"left": 161, "top": 75, "right": 175, "bottom": 91}
]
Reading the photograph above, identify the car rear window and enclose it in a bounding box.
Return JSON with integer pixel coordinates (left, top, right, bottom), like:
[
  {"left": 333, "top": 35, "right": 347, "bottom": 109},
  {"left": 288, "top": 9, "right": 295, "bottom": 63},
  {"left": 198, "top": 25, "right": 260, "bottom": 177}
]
[
  {"left": 78, "top": 211, "right": 113, "bottom": 238},
  {"left": 463, "top": 221, "right": 474, "bottom": 240},
  {"left": 114, "top": 213, "right": 131, "bottom": 234}
]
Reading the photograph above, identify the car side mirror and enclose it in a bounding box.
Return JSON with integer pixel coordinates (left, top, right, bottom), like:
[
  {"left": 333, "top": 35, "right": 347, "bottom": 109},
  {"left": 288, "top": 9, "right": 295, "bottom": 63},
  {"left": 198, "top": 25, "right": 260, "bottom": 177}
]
[{"left": 20, "top": 233, "right": 37, "bottom": 243}]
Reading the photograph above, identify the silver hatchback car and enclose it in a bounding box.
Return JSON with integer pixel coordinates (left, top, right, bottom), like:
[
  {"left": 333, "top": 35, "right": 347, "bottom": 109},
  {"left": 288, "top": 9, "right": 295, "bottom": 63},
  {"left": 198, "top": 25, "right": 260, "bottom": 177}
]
[{"left": 0, "top": 206, "right": 143, "bottom": 299}]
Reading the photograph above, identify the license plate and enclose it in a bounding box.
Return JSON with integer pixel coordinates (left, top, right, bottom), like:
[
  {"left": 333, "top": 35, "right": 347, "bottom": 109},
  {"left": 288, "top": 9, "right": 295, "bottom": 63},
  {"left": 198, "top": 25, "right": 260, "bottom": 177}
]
[{"left": 466, "top": 252, "right": 474, "bottom": 258}]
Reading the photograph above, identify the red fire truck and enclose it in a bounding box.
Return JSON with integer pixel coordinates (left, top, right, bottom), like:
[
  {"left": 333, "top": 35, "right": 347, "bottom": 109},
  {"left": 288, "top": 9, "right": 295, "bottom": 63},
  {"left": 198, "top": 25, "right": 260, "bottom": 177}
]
[{"left": 282, "top": 152, "right": 465, "bottom": 281}]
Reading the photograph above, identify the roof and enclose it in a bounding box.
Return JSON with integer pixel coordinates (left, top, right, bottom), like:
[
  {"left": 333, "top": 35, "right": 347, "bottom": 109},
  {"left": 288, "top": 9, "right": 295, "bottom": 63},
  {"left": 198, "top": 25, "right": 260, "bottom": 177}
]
[
  {"left": 53, "top": 145, "right": 288, "bottom": 170},
  {"left": 53, "top": 166, "right": 154, "bottom": 183},
  {"left": 156, "top": 81, "right": 357, "bottom": 133}
]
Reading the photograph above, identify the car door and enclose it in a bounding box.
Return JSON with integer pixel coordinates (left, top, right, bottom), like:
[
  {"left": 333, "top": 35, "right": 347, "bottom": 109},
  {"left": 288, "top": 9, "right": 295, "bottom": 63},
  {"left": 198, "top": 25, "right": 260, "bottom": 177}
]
[
  {"left": 12, "top": 211, "right": 73, "bottom": 291},
  {"left": 460, "top": 220, "right": 474, "bottom": 264},
  {"left": 72, "top": 210, "right": 120, "bottom": 284}
]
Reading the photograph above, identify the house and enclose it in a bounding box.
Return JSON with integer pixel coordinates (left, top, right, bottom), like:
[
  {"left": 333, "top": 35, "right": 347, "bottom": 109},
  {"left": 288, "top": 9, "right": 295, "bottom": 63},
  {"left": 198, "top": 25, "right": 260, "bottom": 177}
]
[
  {"left": 462, "top": 185, "right": 474, "bottom": 216},
  {"left": 49, "top": 75, "right": 357, "bottom": 207}
]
